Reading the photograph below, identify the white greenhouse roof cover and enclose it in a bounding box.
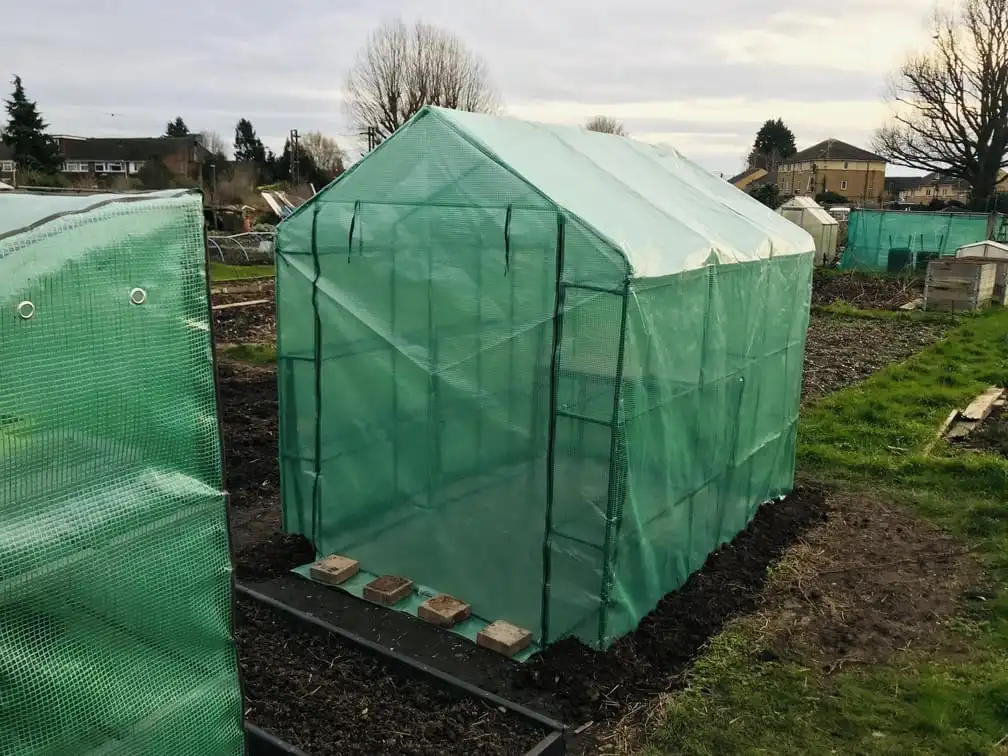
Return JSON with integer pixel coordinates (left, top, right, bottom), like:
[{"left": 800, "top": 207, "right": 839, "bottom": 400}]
[
  {"left": 778, "top": 196, "right": 838, "bottom": 227},
  {"left": 429, "top": 107, "right": 815, "bottom": 278}
]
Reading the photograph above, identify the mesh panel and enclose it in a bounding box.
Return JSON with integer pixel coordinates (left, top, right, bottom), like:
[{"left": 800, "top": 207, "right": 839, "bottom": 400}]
[
  {"left": 0, "top": 192, "right": 243, "bottom": 755},
  {"left": 841, "top": 209, "right": 997, "bottom": 270}
]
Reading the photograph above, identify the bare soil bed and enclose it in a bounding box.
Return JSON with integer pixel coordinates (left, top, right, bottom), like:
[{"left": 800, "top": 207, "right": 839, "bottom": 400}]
[
  {"left": 237, "top": 598, "right": 548, "bottom": 756},
  {"left": 812, "top": 270, "right": 924, "bottom": 310},
  {"left": 802, "top": 313, "right": 947, "bottom": 404},
  {"left": 755, "top": 487, "right": 984, "bottom": 669}
]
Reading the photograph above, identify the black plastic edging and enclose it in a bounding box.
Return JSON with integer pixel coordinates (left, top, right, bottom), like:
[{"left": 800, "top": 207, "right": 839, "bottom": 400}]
[
  {"left": 236, "top": 582, "right": 567, "bottom": 756},
  {"left": 245, "top": 724, "right": 310, "bottom": 756}
]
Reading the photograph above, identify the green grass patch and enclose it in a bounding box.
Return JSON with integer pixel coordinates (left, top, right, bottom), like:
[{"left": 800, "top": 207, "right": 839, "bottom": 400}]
[
  {"left": 812, "top": 301, "right": 959, "bottom": 324},
  {"left": 217, "top": 343, "right": 276, "bottom": 363},
  {"left": 646, "top": 307, "right": 1008, "bottom": 755},
  {"left": 210, "top": 262, "right": 274, "bottom": 281},
  {"left": 645, "top": 624, "right": 1008, "bottom": 756}
]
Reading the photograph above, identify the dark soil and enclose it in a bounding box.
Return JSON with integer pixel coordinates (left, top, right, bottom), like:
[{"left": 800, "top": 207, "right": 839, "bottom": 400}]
[
  {"left": 213, "top": 302, "right": 275, "bottom": 344},
  {"left": 758, "top": 488, "right": 985, "bottom": 668},
  {"left": 955, "top": 404, "right": 1008, "bottom": 458},
  {"left": 812, "top": 270, "right": 924, "bottom": 310},
  {"left": 241, "top": 485, "right": 830, "bottom": 752},
  {"left": 802, "top": 312, "right": 947, "bottom": 404},
  {"left": 236, "top": 598, "right": 547, "bottom": 756}
]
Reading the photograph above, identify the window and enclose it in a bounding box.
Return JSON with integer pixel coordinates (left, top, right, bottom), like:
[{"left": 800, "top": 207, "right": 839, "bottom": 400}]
[
  {"left": 807, "top": 176, "right": 814, "bottom": 192},
  {"left": 63, "top": 161, "right": 88, "bottom": 172},
  {"left": 93, "top": 162, "right": 107, "bottom": 172},
  {"left": 128, "top": 161, "right": 145, "bottom": 174},
  {"left": 844, "top": 161, "right": 849, "bottom": 169},
  {"left": 106, "top": 162, "right": 125, "bottom": 173},
  {"left": 840, "top": 180, "right": 848, "bottom": 191},
  {"left": 0, "top": 160, "right": 13, "bottom": 172}
]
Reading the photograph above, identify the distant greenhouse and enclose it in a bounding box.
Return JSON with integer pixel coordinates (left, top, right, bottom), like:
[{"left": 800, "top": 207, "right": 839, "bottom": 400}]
[{"left": 276, "top": 107, "right": 816, "bottom": 650}]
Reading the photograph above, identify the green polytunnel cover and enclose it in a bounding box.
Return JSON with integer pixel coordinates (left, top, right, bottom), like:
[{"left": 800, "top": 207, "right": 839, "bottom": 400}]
[
  {"left": 0, "top": 190, "right": 244, "bottom": 755},
  {"left": 277, "top": 106, "right": 816, "bottom": 650}
]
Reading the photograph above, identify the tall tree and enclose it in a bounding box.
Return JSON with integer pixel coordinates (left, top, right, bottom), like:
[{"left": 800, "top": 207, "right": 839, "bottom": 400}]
[
  {"left": 197, "top": 130, "right": 228, "bottom": 158},
  {"left": 2, "top": 75, "right": 62, "bottom": 174},
  {"left": 874, "top": 0, "right": 1008, "bottom": 210},
  {"left": 233, "top": 118, "right": 267, "bottom": 164},
  {"left": 344, "top": 19, "right": 500, "bottom": 144},
  {"left": 165, "top": 117, "right": 190, "bottom": 137},
  {"left": 585, "top": 115, "right": 628, "bottom": 136},
  {"left": 300, "top": 131, "right": 346, "bottom": 176},
  {"left": 278, "top": 138, "right": 329, "bottom": 187},
  {"left": 748, "top": 118, "right": 797, "bottom": 171}
]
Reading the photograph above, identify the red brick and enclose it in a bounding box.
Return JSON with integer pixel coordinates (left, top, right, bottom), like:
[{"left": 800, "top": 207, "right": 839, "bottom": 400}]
[
  {"left": 476, "top": 621, "right": 533, "bottom": 657},
  {"left": 363, "top": 575, "right": 414, "bottom": 605},
  {"left": 418, "top": 595, "right": 471, "bottom": 628},
  {"left": 308, "top": 555, "right": 359, "bottom": 586}
]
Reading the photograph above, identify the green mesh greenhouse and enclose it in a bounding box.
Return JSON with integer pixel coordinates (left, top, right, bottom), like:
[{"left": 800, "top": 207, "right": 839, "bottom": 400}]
[
  {"left": 277, "top": 106, "right": 816, "bottom": 650},
  {"left": 840, "top": 208, "right": 1006, "bottom": 270},
  {"left": 0, "top": 191, "right": 243, "bottom": 754}
]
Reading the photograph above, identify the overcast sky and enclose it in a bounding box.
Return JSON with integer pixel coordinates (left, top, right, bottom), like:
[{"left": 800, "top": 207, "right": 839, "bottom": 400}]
[{"left": 3, "top": 0, "right": 938, "bottom": 177}]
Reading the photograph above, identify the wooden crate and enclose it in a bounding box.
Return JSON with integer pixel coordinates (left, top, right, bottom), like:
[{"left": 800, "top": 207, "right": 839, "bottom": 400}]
[
  {"left": 956, "top": 256, "right": 1008, "bottom": 305},
  {"left": 924, "top": 259, "right": 998, "bottom": 312}
]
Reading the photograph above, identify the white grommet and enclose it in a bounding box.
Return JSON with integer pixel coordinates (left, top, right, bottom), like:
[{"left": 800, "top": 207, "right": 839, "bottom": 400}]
[
  {"left": 129, "top": 288, "right": 147, "bottom": 305},
  {"left": 17, "top": 301, "right": 34, "bottom": 320}
]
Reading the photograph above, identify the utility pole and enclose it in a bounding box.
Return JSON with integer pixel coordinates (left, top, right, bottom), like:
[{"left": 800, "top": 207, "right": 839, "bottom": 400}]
[{"left": 289, "top": 129, "right": 300, "bottom": 186}]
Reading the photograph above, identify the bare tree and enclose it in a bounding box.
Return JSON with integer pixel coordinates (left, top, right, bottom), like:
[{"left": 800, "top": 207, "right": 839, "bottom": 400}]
[
  {"left": 585, "top": 115, "right": 628, "bottom": 136},
  {"left": 344, "top": 19, "right": 501, "bottom": 143},
  {"left": 198, "top": 130, "right": 229, "bottom": 157},
  {"left": 873, "top": 0, "right": 1008, "bottom": 209},
  {"left": 301, "top": 131, "right": 346, "bottom": 175}
]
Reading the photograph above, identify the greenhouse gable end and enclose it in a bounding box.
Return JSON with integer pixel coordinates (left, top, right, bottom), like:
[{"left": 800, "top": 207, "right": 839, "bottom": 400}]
[{"left": 276, "top": 106, "right": 816, "bottom": 650}]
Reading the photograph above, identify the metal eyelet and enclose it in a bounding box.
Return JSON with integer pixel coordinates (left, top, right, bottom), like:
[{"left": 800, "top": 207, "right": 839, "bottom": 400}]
[
  {"left": 17, "top": 301, "right": 35, "bottom": 320},
  {"left": 129, "top": 288, "right": 147, "bottom": 305}
]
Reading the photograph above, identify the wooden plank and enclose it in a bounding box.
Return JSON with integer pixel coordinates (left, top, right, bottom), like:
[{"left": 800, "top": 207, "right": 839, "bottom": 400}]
[
  {"left": 211, "top": 298, "right": 270, "bottom": 311},
  {"left": 961, "top": 386, "right": 1005, "bottom": 422},
  {"left": 899, "top": 297, "right": 923, "bottom": 311},
  {"left": 923, "top": 409, "right": 959, "bottom": 455}
]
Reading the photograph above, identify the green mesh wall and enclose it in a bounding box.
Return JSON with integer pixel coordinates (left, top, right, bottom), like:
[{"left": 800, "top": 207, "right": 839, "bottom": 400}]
[
  {"left": 277, "top": 109, "right": 814, "bottom": 649},
  {"left": 0, "top": 191, "right": 244, "bottom": 755},
  {"left": 840, "top": 209, "right": 995, "bottom": 270}
]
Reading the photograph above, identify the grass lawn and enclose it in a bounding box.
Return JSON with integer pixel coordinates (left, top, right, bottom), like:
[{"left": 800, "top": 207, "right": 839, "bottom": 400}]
[
  {"left": 217, "top": 343, "right": 276, "bottom": 364},
  {"left": 644, "top": 308, "right": 1008, "bottom": 755},
  {"left": 210, "top": 262, "right": 274, "bottom": 282}
]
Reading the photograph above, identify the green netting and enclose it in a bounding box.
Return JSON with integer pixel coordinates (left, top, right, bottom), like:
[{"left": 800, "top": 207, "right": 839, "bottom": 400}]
[
  {"left": 277, "top": 107, "right": 815, "bottom": 649},
  {"left": 0, "top": 190, "right": 244, "bottom": 755},
  {"left": 840, "top": 208, "right": 998, "bottom": 271}
]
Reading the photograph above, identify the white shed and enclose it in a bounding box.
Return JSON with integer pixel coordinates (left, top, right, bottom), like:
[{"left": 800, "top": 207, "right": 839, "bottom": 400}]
[
  {"left": 778, "top": 196, "right": 839, "bottom": 266},
  {"left": 955, "top": 240, "right": 1008, "bottom": 260},
  {"left": 956, "top": 240, "right": 1008, "bottom": 304}
]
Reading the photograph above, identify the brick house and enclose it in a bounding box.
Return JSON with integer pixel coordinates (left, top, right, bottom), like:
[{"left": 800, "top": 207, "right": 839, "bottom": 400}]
[
  {"left": 0, "top": 135, "right": 209, "bottom": 185},
  {"left": 897, "top": 171, "right": 1008, "bottom": 205},
  {"left": 776, "top": 139, "right": 887, "bottom": 206}
]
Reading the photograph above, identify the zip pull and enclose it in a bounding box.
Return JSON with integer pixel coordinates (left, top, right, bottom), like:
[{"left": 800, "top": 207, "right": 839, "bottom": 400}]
[
  {"left": 348, "top": 200, "right": 360, "bottom": 263},
  {"left": 504, "top": 204, "right": 513, "bottom": 275}
]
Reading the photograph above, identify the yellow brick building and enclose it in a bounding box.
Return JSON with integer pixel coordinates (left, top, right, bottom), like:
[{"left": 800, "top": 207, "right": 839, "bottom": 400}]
[{"left": 776, "top": 139, "right": 887, "bottom": 206}]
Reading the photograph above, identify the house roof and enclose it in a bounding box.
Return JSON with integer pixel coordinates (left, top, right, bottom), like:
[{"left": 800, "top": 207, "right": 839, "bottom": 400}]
[
  {"left": 291, "top": 106, "right": 815, "bottom": 278},
  {"left": 728, "top": 166, "right": 765, "bottom": 185},
  {"left": 885, "top": 176, "right": 923, "bottom": 193},
  {"left": 60, "top": 136, "right": 205, "bottom": 162},
  {"left": 0, "top": 136, "right": 205, "bottom": 163},
  {"left": 787, "top": 139, "right": 885, "bottom": 164},
  {"left": 919, "top": 171, "right": 971, "bottom": 189}
]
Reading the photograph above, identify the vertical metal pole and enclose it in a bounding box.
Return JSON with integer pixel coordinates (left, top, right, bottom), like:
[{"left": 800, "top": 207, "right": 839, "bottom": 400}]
[
  {"left": 476, "top": 223, "right": 484, "bottom": 470},
  {"left": 506, "top": 208, "right": 516, "bottom": 463},
  {"left": 309, "top": 203, "right": 323, "bottom": 546},
  {"left": 427, "top": 221, "right": 438, "bottom": 504},
  {"left": 391, "top": 232, "right": 399, "bottom": 499},
  {"left": 539, "top": 213, "right": 566, "bottom": 646},
  {"left": 597, "top": 281, "right": 630, "bottom": 647}
]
